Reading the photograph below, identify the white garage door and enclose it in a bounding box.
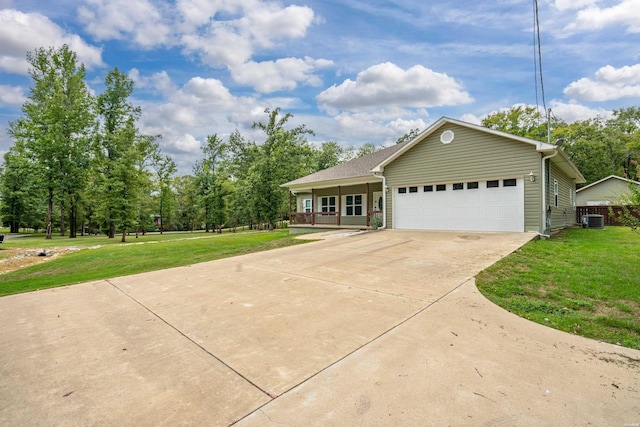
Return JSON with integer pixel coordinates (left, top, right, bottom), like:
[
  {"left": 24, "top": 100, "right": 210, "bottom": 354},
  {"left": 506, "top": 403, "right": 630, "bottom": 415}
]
[{"left": 393, "top": 178, "right": 524, "bottom": 232}]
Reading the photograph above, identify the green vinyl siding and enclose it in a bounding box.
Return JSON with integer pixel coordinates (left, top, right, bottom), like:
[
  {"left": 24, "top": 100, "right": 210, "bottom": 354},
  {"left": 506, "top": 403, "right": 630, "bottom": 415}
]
[
  {"left": 548, "top": 164, "right": 577, "bottom": 230},
  {"left": 383, "top": 123, "right": 542, "bottom": 231},
  {"left": 576, "top": 178, "right": 637, "bottom": 205},
  {"left": 294, "top": 182, "right": 381, "bottom": 227}
]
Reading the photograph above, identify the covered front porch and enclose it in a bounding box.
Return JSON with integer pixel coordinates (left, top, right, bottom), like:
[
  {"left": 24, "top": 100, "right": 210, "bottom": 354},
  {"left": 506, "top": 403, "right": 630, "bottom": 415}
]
[{"left": 288, "top": 181, "right": 384, "bottom": 230}]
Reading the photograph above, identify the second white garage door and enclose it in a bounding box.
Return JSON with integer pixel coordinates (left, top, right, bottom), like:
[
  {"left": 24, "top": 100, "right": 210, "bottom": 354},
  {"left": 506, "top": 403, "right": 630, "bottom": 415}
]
[{"left": 393, "top": 178, "right": 524, "bottom": 232}]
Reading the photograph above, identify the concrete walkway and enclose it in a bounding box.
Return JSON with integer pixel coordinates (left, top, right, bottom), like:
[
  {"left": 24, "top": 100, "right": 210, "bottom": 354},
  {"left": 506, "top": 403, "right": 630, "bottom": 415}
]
[{"left": 0, "top": 230, "right": 638, "bottom": 426}]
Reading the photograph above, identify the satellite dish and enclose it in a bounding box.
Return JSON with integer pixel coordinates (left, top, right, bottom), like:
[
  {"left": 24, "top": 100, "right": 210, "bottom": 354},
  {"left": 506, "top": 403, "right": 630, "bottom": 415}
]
[{"left": 440, "top": 130, "right": 455, "bottom": 144}]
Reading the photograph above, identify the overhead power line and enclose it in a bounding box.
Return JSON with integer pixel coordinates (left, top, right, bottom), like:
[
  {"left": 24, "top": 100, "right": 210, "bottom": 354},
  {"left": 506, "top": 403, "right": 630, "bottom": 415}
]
[{"left": 533, "top": 0, "right": 547, "bottom": 118}]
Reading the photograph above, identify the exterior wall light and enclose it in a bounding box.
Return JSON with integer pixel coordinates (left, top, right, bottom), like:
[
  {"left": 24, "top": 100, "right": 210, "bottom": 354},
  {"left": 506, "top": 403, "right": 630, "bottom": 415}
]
[{"left": 529, "top": 171, "right": 536, "bottom": 182}]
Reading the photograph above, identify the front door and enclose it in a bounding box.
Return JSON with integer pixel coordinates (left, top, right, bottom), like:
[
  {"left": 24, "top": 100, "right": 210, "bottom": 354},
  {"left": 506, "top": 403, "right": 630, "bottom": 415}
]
[{"left": 373, "top": 191, "right": 383, "bottom": 211}]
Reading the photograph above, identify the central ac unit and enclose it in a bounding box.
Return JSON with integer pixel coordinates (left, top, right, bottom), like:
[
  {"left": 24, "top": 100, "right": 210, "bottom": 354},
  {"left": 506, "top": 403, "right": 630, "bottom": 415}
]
[{"left": 581, "top": 214, "right": 604, "bottom": 229}]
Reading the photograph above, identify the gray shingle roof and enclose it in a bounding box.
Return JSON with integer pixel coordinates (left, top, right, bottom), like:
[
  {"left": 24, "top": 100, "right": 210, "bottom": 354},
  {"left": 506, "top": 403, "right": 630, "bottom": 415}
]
[{"left": 283, "top": 142, "right": 408, "bottom": 187}]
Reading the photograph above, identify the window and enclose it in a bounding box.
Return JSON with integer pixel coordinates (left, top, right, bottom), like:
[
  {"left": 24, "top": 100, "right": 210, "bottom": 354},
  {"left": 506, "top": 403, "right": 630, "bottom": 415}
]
[
  {"left": 487, "top": 180, "right": 499, "bottom": 188},
  {"left": 503, "top": 179, "right": 517, "bottom": 187},
  {"left": 453, "top": 183, "right": 463, "bottom": 190},
  {"left": 409, "top": 186, "right": 418, "bottom": 193},
  {"left": 303, "top": 199, "right": 312, "bottom": 213},
  {"left": 570, "top": 189, "right": 575, "bottom": 210},
  {"left": 345, "top": 194, "right": 363, "bottom": 216},
  {"left": 320, "top": 196, "right": 336, "bottom": 213},
  {"left": 424, "top": 185, "right": 433, "bottom": 192},
  {"left": 554, "top": 179, "right": 559, "bottom": 208},
  {"left": 467, "top": 182, "right": 479, "bottom": 189},
  {"left": 398, "top": 187, "right": 407, "bottom": 194},
  {"left": 436, "top": 184, "right": 446, "bottom": 191}
]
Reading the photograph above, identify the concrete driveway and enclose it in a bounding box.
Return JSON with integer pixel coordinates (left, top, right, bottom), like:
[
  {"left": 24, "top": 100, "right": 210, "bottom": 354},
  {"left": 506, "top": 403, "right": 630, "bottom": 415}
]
[{"left": 0, "top": 230, "right": 638, "bottom": 426}]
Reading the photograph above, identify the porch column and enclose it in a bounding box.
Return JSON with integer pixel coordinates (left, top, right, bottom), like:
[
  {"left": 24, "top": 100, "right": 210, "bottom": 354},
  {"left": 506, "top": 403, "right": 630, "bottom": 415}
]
[
  {"left": 366, "top": 182, "right": 370, "bottom": 227},
  {"left": 337, "top": 186, "right": 341, "bottom": 226},
  {"left": 289, "top": 191, "right": 292, "bottom": 224},
  {"left": 311, "top": 189, "right": 315, "bottom": 225}
]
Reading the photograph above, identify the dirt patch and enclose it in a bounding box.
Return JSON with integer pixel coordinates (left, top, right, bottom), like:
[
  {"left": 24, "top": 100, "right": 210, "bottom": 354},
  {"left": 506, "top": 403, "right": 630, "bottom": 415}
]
[{"left": 0, "top": 247, "right": 81, "bottom": 275}]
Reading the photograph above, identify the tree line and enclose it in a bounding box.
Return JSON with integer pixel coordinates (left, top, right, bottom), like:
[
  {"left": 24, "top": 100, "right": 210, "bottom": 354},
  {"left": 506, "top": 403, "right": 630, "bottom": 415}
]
[
  {"left": 481, "top": 105, "right": 640, "bottom": 184},
  {"left": 0, "top": 46, "right": 360, "bottom": 240},
  {"left": 2, "top": 47, "right": 639, "bottom": 240}
]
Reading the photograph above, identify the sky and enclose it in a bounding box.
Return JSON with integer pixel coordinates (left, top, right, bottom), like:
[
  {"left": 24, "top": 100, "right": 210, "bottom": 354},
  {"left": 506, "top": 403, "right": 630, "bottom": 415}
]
[{"left": 1, "top": 0, "right": 639, "bottom": 173}]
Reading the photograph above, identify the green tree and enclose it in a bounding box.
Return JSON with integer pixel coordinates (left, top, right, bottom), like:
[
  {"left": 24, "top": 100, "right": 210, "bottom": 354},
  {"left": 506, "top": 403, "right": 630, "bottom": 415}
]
[
  {"left": 396, "top": 128, "right": 421, "bottom": 144},
  {"left": 95, "top": 68, "right": 140, "bottom": 239},
  {"left": 606, "top": 106, "right": 640, "bottom": 181},
  {"left": 152, "top": 153, "right": 177, "bottom": 233},
  {"left": 174, "top": 175, "right": 203, "bottom": 231},
  {"left": 0, "top": 142, "right": 44, "bottom": 232},
  {"left": 481, "top": 105, "right": 550, "bottom": 141},
  {"left": 226, "top": 130, "right": 258, "bottom": 229},
  {"left": 94, "top": 68, "right": 154, "bottom": 241},
  {"left": 356, "top": 142, "right": 378, "bottom": 157},
  {"left": 312, "top": 141, "right": 353, "bottom": 171},
  {"left": 251, "top": 108, "right": 314, "bottom": 229},
  {"left": 9, "top": 45, "right": 95, "bottom": 239},
  {"left": 612, "top": 184, "right": 640, "bottom": 234},
  {"left": 194, "top": 134, "right": 229, "bottom": 232}
]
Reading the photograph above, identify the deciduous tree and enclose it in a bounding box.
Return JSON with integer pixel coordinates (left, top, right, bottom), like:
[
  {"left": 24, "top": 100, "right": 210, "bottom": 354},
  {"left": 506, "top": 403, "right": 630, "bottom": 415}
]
[{"left": 9, "top": 45, "right": 94, "bottom": 239}]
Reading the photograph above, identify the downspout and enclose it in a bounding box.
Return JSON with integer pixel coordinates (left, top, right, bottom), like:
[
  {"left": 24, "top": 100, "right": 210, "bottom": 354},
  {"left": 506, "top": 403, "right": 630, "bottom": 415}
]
[
  {"left": 539, "top": 149, "right": 558, "bottom": 238},
  {"left": 373, "top": 172, "right": 387, "bottom": 229},
  {"left": 538, "top": 107, "right": 557, "bottom": 238}
]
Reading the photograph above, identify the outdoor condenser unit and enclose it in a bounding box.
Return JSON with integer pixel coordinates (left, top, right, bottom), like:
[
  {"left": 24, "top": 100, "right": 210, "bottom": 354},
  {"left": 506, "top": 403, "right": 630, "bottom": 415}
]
[{"left": 581, "top": 214, "right": 605, "bottom": 229}]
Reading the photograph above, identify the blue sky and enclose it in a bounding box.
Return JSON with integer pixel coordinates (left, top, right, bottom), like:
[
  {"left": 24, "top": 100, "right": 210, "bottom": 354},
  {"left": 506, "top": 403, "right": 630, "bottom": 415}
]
[{"left": 1, "top": 0, "right": 639, "bottom": 173}]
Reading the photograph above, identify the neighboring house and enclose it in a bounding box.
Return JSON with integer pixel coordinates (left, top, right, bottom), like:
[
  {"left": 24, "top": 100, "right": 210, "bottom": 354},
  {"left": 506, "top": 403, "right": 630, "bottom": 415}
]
[
  {"left": 576, "top": 175, "right": 640, "bottom": 206},
  {"left": 283, "top": 117, "right": 585, "bottom": 234}
]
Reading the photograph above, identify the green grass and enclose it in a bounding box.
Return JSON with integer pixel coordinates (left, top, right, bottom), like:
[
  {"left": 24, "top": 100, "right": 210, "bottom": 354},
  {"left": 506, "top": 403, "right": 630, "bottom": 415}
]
[
  {"left": 477, "top": 227, "right": 640, "bottom": 349},
  {"left": 0, "top": 230, "right": 306, "bottom": 297}
]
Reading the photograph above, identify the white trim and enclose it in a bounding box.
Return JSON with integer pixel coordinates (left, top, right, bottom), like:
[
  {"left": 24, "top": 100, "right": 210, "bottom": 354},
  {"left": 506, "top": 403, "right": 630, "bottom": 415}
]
[
  {"left": 576, "top": 175, "right": 640, "bottom": 193},
  {"left": 319, "top": 195, "right": 337, "bottom": 213},
  {"left": 371, "top": 116, "right": 557, "bottom": 173},
  {"left": 342, "top": 194, "right": 365, "bottom": 216}
]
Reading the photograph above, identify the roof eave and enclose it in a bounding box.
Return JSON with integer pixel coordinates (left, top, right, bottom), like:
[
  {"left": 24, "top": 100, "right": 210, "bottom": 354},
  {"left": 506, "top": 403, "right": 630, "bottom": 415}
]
[
  {"left": 372, "top": 116, "right": 557, "bottom": 171},
  {"left": 283, "top": 174, "right": 383, "bottom": 192}
]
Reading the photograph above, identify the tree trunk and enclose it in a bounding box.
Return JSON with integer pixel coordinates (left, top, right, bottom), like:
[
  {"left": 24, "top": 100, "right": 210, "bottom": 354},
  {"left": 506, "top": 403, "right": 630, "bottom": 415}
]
[
  {"left": 59, "top": 200, "right": 65, "bottom": 236},
  {"left": 69, "top": 196, "right": 77, "bottom": 238},
  {"left": 46, "top": 188, "right": 53, "bottom": 239},
  {"left": 109, "top": 219, "right": 116, "bottom": 239},
  {"left": 160, "top": 198, "right": 163, "bottom": 234},
  {"left": 121, "top": 227, "right": 127, "bottom": 242}
]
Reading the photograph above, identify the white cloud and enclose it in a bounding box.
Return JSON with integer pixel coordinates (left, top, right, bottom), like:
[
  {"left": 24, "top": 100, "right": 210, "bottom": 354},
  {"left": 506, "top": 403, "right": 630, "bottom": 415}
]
[
  {"left": 78, "top": 0, "right": 172, "bottom": 48},
  {"left": 563, "top": 64, "right": 640, "bottom": 101},
  {"left": 564, "top": 0, "right": 640, "bottom": 33},
  {"left": 553, "top": 0, "right": 596, "bottom": 12},
  {"left": 0, "top": 9, "right": 103, "bottom": 74},
  {"left": 172, "top": 133, "right": 201, "bottom": 153},
  {"left": 241, "top": 3, "right": 315, "bottom": 41},
  {"left": 129, "top": 69, "right": 176, "bottom": 95},
  {"left": 176, "top": 0, "right": 238, "bottom": 29},
  {"left": 178, "top": 1, "right": 316, "bottom": 66},
  {"left": 459, "top": 113, "right": 482, "bottom": 125},
  {"left": 317, "top": 63, "right": 473, "bottom": 114},
  {"left": 0, "top": 84, "right": 26, "bottom": 106},
  {"left": 549, "top": 101, "right": 612, "bottom": 122},
  {"left": 231, "top": 57, "right": 333, "bottom": 93},
  {"left": 132, "top": 71, "right": 265, "bottom": 172},
  {"left": 73, "top": 0, "right": 325, "bottom": 94},
  {"left": 386, "top": 118, "right": 428, "bottom": 136}
]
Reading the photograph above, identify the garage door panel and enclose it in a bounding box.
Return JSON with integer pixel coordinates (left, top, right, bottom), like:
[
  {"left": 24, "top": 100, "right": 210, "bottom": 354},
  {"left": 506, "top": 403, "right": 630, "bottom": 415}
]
[{"left": 393, "top": 179, "right": 524, "bottom": 232}]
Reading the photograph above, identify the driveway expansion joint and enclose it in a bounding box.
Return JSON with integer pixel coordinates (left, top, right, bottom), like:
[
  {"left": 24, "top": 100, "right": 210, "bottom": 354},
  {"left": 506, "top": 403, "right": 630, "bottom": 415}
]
[{"left": 105, "top": 279, "right": 274, "bottom": 399}]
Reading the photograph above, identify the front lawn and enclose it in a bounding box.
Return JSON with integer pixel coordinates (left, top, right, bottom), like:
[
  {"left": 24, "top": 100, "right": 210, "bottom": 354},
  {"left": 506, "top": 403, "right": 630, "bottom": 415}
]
[
  {"left": 477, "top": 227, "right": 640, "bottom": 349},
  {"left": 0, "top": 230, "right": 306, "bottom": 297}
]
